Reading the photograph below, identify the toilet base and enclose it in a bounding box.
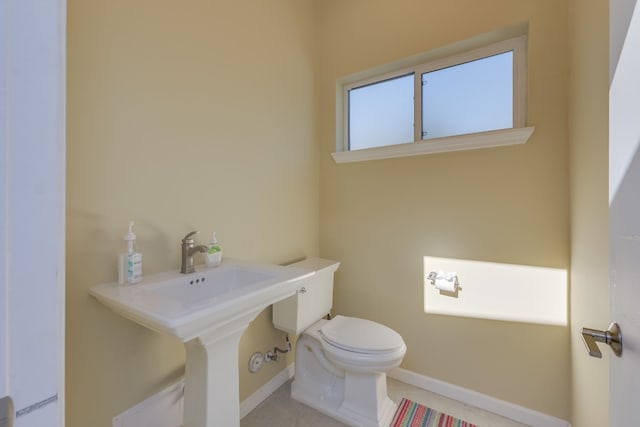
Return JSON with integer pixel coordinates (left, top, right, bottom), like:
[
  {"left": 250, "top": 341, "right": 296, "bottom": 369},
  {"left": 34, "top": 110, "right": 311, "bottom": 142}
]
[
  {"left": 338, "top": 371, "right": 397, "bottom": 427},
  {"left": 292, "top": 358, "right": 397, "bottom": 427},
  {"left": 290, "top": 323, "right": 401, "bottom": 427}
]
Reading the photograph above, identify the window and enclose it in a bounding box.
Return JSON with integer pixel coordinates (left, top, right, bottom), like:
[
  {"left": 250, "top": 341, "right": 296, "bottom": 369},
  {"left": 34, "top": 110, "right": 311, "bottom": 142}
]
[
  {"left": 348, "top": 74, "right": 414, "bottom": 150},
  {"left": 421, "top": 51, "right": 513, "bottom": 139},
  {"left": 333, "top": 35, "right": 534, "bottom": 163}
]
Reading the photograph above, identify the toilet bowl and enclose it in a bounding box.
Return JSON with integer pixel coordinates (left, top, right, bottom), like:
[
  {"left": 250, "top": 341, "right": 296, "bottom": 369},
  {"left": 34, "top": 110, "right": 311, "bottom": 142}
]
[
  {"left": 294, "top": 316, "right": 406, "bottom": 427},
  {"left": 272, "top": 258, "right": 407, "bottom": 427}
]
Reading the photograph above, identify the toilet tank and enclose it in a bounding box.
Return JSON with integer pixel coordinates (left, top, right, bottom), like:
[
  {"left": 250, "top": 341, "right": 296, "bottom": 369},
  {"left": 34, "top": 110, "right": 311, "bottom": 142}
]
[{"left": 272, "top": 258, "right": 340, "bottom": 335}]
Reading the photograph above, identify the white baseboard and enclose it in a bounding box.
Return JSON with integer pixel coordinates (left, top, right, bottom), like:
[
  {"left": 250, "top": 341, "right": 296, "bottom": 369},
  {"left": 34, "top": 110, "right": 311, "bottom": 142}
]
[
  {"left": 389, "top": 367, "right": 571, "bottom": 427},
  {"left": 113, "top": 380, "right": 184, "bottom": 427},
  {"left": 240, "top": 364, "right": 295, "bottom": 418},
  {"left": 113, "top": 364, "right": 570, "bottom": 427},
  {"left": 112, "top": 365, "right": 295, "bottom": 427}
]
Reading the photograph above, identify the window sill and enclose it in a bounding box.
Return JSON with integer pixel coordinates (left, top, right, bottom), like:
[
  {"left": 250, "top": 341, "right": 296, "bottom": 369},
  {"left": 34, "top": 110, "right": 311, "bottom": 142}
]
[{"left": 331, "top": 126, "right": 535, "bottom": 164}]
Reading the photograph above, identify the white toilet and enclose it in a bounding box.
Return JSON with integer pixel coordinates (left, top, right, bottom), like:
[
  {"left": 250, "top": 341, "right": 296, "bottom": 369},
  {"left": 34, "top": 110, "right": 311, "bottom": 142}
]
[{"left": 273, "top": 258, "right": 406, "bottom": 427}]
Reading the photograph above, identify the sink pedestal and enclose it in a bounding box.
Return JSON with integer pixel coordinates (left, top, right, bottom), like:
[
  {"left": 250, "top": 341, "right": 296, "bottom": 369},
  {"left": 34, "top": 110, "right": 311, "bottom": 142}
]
[{"left": 183, "top": 310, "right": 261, "bottom": 427}]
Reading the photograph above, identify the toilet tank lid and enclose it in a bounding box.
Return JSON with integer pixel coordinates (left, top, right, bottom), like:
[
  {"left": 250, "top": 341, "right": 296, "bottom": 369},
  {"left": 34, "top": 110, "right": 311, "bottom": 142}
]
[
  {"left": 289, "top": 257, "right": 340, "bottom": 274},
  {"left": 320, "top": 315, "right": 404, "bottom": 353}
]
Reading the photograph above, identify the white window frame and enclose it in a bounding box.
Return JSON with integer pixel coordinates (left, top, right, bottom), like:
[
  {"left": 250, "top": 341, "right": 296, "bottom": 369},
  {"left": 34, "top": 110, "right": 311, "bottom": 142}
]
[{"left": 332, "top": 35, "right": 535, "bottom": 163}]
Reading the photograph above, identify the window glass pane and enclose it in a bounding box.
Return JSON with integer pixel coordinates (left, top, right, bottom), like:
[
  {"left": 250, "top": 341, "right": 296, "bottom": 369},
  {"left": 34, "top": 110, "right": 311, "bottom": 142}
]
[
  {"left": 421, "top": 51, "right": 513, "bottom": 140},
  {"left": 348, "top": 74, "right": 414, "bottom": 150}
]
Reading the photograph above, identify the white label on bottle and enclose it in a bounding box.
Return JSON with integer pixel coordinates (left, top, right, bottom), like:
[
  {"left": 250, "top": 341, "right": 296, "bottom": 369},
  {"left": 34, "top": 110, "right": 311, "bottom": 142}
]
[{"left": 127, "top": 253, "right": 142, "bottom": 283}]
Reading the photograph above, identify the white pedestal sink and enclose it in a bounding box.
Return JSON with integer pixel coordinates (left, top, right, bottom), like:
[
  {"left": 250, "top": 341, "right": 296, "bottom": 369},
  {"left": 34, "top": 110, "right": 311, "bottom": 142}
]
[{"left": 90, "top": 258, "right": 313, "bottom": 427}]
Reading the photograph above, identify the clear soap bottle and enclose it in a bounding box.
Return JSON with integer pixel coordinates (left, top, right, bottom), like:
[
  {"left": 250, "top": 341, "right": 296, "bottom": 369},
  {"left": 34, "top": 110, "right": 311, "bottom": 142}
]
[{"left": 118, "top": 221, "right": 142, "bottom": 284}]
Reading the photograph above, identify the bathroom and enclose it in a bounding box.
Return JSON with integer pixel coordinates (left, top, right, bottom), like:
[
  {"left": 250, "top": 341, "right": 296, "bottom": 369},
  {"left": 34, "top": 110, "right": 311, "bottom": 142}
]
[{"left": 57, "top": 0, "right": 609, "bottom": 426}]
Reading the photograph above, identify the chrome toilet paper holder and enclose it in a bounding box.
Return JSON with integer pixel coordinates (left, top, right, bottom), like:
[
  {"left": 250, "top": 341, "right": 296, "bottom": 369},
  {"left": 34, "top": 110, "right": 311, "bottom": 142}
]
[
  {"left": 426, "top": 271, "right": 438, "bottom": 284},
  {"left": 426, "top": 270, "right": 461, "bottom": 293}
]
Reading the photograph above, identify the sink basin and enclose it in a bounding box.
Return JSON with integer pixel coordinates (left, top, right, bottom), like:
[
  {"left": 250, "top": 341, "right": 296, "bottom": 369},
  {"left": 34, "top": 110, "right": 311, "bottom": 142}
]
[
  {"left": 90, "top": 258, "right": 312, "bottom": 342},
  {"left": 90, "top": 258, "right": 313, "bottom": 427},
  {"left": 152, "top": 268, "right": 275, "bottom": 306}
]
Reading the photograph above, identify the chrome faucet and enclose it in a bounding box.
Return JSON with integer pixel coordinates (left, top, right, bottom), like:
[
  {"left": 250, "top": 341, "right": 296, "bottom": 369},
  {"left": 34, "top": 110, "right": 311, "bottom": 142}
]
[{"left": 180, "top": 231, "right": 208, "bottom": 274}]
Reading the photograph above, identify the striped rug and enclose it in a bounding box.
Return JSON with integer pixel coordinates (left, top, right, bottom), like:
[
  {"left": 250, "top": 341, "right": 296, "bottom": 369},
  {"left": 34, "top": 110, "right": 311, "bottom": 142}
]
[{"left": 390, "top": 398, "right": 477, "bottom": 427}]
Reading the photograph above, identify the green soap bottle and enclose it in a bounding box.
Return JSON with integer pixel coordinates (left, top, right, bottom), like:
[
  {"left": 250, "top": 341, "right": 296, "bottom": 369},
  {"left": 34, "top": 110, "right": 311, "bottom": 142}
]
[{"left": 206, "top": 231, "right": 222, "bottom": 267}]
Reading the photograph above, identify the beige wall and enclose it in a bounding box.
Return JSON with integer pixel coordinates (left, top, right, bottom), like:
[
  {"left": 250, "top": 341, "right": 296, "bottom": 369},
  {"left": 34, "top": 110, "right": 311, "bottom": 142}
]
[
  {"left": 568, "top": 1, "right": 610, "bottom": 426},
  {"left": 66, "top": 1, "right": 612, "bottom": 425},
  {"left": 66, "top": 1, "right": 317, "bottom": 426},
  {"left": 316, "top": 0, "right": 571, "bottom": 419}
]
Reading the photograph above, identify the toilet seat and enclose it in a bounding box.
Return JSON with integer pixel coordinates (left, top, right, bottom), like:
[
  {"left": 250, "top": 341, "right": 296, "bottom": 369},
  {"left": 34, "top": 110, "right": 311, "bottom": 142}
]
[
  {"left": 319, "top": 315, "right": 404, "bottom": 354},
  {"left": 317, "top": 315, "right": 406, "bottom": 373}
]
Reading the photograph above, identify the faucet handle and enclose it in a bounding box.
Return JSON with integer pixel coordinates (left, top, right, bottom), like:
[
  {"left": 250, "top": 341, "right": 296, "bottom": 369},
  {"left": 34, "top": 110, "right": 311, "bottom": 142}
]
[{"left": 182, "top": 230, "right": 199, "bottom": 243}]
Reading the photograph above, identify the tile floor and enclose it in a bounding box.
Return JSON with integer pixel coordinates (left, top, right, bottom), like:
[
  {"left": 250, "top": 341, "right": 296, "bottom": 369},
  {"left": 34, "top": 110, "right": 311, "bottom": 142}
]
[{"left": 241, "top": 377, "right": 529, "bottom": 427}]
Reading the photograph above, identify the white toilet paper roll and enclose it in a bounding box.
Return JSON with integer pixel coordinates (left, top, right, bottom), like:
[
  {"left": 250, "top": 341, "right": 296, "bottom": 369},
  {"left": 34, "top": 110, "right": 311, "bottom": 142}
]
[{"left": 434, "top": 276, "right": 457, "bottom": 292}]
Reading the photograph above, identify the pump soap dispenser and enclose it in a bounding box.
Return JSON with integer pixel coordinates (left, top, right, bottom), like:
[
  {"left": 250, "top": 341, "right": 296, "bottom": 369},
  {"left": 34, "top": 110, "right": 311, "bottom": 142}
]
[
  {"left": 206, "top": 232, "right": 222, "bottom": 267},
  {"left": 118, "top": 221, "right": 142, "bottom": 284}
]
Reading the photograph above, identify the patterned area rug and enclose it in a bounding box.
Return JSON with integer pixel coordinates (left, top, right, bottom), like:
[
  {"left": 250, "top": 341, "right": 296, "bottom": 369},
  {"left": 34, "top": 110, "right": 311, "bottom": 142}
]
[{"left": 390, "top": 398, "right": 477, "bottom": 427}]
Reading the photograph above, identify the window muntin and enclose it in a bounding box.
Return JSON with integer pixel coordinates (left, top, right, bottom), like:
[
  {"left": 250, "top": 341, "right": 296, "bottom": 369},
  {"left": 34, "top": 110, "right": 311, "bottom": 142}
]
[
  {"left": 421, "top": 51, "right": 513, "bottom": 140},
  {"left": 340, "top": 36, "right": 527, "bottom": 154}
]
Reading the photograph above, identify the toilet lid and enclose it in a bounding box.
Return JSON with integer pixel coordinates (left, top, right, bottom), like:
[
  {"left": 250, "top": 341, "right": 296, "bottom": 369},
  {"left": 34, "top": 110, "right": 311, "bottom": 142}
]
[{"left": 319, "top": 315, "right": 404, "bottom": 354}]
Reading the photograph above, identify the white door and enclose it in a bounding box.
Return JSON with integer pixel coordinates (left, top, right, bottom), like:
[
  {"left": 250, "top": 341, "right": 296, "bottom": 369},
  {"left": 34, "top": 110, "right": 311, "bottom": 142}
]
[
  {"left": 609, "top": 0, "right": 640, "bottom": 425},
  {"left": 1, "top": 0, "right": 11, "bottom": 421},
  {"left": 0, "top": 1, "right": 66, "bottom": 426},
  {"left": 0, "top": 16, "right": 10, "bottom": 416}
]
